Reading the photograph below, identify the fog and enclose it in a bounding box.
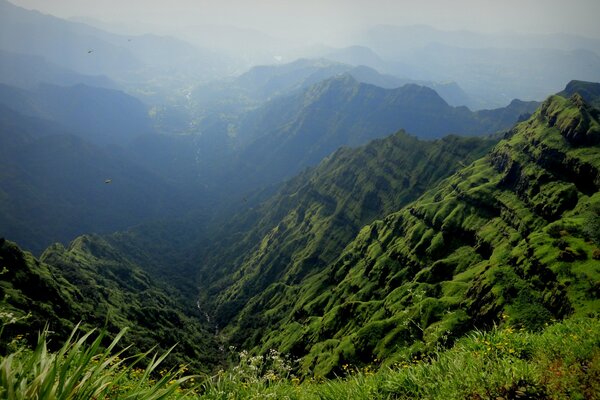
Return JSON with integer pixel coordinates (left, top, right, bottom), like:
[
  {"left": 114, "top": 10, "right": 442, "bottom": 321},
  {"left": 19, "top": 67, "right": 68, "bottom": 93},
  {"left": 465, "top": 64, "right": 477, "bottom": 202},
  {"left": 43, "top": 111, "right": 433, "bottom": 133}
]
[{"left": 10, "top": 0, "right": 600, "bottom": 45}]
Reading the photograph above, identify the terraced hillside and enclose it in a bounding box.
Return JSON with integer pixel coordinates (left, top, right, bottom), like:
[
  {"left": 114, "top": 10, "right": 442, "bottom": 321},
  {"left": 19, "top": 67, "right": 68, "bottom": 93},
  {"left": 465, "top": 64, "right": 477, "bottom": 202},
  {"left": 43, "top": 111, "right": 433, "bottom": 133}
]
[
  {"left": 213, "top": 88, "right": 600, "bottom": 377},
  {"left": 198, "top": 132, "right": 497, "bottom": 324}
]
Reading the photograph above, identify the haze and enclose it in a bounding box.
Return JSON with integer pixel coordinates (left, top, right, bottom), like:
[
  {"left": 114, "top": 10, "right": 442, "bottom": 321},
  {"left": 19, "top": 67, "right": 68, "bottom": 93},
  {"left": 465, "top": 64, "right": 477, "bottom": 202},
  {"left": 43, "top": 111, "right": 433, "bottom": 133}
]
[{"left": 10, "top": 0, "right": 600, "bottom": 44}]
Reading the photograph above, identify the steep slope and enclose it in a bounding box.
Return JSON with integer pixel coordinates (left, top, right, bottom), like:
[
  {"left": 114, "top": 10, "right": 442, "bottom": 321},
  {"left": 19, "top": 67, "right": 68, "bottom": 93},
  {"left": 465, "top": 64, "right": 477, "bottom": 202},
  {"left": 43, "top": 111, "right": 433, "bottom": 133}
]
[
  {"left": 0, "top": 105, "right": 180, "bottom": 254},
  {"left": 196, "top": 132, "right": 497, "bottom": 323},
  {"left": 126, "top": 74, "right": 535, "bottom": 210},
  {"left": 559, "top": 80, "right": 600, "bottom": 109},
  {"left": 213, "top": 86, "right": 600, "bottom": 377},
  {"left": 233, "top": 75, "right": 536, "bottom": 187},
  {"left": 0, "top": 237, "right": 220, "bottom": 371}
]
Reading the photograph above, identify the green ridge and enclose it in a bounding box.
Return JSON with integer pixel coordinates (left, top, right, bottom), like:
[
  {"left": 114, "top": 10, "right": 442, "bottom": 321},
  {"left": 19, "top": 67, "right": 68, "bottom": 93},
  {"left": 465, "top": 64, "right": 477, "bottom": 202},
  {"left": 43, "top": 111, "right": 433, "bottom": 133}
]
[
  {"left": 213, "top": 89, "right": 600, "bottom": 377},
  {"left": 198, "top": 131, "right": 497, "bottom": 326},
  {"left": 0, "top": 237, "right": 219, "bottom": 372}
]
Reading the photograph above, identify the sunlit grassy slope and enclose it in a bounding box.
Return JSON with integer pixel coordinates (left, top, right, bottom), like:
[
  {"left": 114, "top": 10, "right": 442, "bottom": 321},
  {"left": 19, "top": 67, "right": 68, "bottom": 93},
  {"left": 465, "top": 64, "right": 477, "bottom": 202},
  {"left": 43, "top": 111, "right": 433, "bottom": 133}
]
[
  {"left": 213, "top": 89, "right": 600, "bottom": 377},
  {"left": 0, "top": 317, "right": 597, "bottom": 399},
  {"left": 0, "top": 83, "right": 598, "bottom": 399}
]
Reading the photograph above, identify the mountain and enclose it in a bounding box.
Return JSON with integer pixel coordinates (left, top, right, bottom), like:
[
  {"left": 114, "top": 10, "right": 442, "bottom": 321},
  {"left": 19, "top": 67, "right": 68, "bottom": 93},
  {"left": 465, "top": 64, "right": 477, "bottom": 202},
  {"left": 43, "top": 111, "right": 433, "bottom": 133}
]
[
  {"left": 0, "top": 0, "right": 139, "bottom": 78},
  {"left": 126, "top": 71, "right": 531, "bottom": 213},
  {"left": 0, "top": 237, "right": 220, "bottom": 371},
  {"left": 318, "top": 45, "right": 389, "bottom": 76},
  {"left": 196, "top": 132, "right": 497, "bottom": 323},
  {"left": 559, "top": 80, "right": 600, "bottom": 108},
  {"left": 0, "top": 50, "right": 116, "bottom": 90},
  {"left": 474, "top": 98, "right": 540, "bottom": 131},
  {"left": 0, "top": 80, "right": 597, "bottom": 384},
  {"left": 351, "top": 25, "right": 600, "bottom": 108},
  {"left": 0, "top": 82, "right": 153, "bottom": 146},
  {"left": 192, "top": 58, "right": 471, "bottom": 112},
  {"left": 358, "top": 25, "right": 600, "bottom": 56},
  {"left": 0, "top": 0, "right": 230, "bottom": 87},
  {"left": 231, "top": 75, "right": 537, "bottom": 187},
  {"left": 0, "top": 104, "right": 180, "bottom": 254},
  {"left": 203, "top": 83, "right": 600, "bottom": 377},
  {"left": 396, "top": 44, "right": 600, "bottom": 109}
]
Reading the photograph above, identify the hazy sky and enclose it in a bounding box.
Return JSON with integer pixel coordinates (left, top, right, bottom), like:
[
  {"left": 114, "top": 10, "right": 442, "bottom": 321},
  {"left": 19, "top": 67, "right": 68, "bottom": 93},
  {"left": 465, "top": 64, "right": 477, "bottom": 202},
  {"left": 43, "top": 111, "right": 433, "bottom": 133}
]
[{"left": 9, "top": 0, "right": 600, "bottom": 42}]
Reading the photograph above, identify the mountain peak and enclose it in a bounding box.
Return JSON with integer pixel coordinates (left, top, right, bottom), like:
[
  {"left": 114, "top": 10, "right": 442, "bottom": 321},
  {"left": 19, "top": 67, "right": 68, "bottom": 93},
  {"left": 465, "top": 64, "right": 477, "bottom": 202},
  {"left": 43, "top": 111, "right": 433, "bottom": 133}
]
[
  {"left": 303, "top": 73, "right": 360, "bottom": 101},
  {"left": 540, "top": 93, "right": 600, "bottom": 146},
  {"left": 559, "top": 80, "right": 600, "bottom": 108}
]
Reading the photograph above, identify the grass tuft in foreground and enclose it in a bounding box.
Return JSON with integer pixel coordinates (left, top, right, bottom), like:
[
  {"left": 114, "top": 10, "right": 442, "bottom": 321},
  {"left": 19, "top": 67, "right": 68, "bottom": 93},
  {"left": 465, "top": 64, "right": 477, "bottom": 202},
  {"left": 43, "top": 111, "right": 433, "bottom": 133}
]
[
  {"left": 0, "top": 324, "right": 194, "bottom": 399},
  {"left": 0, "top": 317, "right": 598, "bottom": 399}
]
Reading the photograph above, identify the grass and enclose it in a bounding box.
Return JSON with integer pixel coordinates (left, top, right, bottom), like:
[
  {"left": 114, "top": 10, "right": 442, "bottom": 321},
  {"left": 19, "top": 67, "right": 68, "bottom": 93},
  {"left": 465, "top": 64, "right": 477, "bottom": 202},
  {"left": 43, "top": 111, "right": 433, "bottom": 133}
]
[
  {"left": 4, "top": 316, "right": 597, "bottom": 399},
  {"left": 198, "top": 317, "right": 600, "bottom": 399},
  {"left": 0, "top": 324, "right": 194, "bottom": 399}
]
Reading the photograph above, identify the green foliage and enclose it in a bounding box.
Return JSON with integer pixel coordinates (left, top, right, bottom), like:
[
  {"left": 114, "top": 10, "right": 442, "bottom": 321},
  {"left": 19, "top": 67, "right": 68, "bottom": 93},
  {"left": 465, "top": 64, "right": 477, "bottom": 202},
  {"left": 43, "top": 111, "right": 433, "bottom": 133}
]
[
  {"left": 192, "top": 317, "right": 599, "bottom": 399},
  {"left": 205, "top": 88, "right": 600, "bottom": 377},
  {"left": 0, "top": 238, "right": 220, "bottom": 373},
  {"left": 0, "top": 324, "right": 193, "bottom": 400},
  {"left": 2, "top": 317, "right": 598, "bottom": 399},
  {"left": 200, "top": 131, "right": 496, "bottom": 335}
]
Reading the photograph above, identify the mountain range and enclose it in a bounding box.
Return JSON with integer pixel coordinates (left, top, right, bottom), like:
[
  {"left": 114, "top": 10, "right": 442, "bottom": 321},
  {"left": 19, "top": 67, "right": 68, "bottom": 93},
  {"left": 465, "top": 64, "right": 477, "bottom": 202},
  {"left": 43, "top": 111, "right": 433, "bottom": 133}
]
[
  {"left": 0, "top": 70, "right": 598, "bottom": 388},
  {"left": 0, "top": 69, "right": 539, "bottom": 255},
  {"left": 0, "top": 1, "right": 598, "bottom": 392},
  {"left": 199, "top": 82, "right": 600, "bottom": 376},
  {"left": 2, "top": 81, "right": 597, "bottom": 377}
]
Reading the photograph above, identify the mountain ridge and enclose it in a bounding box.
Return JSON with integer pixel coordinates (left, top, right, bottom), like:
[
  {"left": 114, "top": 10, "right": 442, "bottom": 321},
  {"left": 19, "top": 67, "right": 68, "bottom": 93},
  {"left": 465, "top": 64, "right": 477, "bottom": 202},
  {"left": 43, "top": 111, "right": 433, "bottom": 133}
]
[{"left": 204, "top": 82, "right": 600, "bottom": 377}]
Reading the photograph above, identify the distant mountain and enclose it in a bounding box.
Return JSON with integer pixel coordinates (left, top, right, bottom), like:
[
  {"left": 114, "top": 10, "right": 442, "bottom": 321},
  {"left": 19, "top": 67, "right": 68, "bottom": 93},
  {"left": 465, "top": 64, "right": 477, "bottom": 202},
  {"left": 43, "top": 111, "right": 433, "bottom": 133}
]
[
  {"left": 346, "top": 25, "right": 600, "bottom": 108},
  {"left": 0, "top": 237, "right": 220, "bottom": 371},
  {"left": 475, "top": 98, "right": 540, "bottom": 131},
  {"left": 0, "top": 50, "right": 116, "bottom": 90},
  {"left": 204, "top": 81, "right": 600, "bottom": 377},
  {"left": 231, "top": 75, "right": 538, "bottom": 187},
  {"left": 0, "top": 0, "right": 230, "bottom": 85},
  {"left": 0, "top": 105, "right": 179, "bottom": 254},
  {"left": 0, "top": 0, "right": 139, "bottom": 77},
  {"left": 0, "top": 82, "right": 153, "bottom": 146},
  {"left": 192, "top": 58, "right": 472, "bottom": 111},
  {"left": 396, "top": 44, "right": 600, "bottom": 108},
  {"left": 358, "top": 24, "right": 600, "bottom": 58},
  {"left": 0, "top": 74, "right": 536, "bottom": 255},
  {"left": 321, "top": 45, "right": 389, "bottom": 73}
]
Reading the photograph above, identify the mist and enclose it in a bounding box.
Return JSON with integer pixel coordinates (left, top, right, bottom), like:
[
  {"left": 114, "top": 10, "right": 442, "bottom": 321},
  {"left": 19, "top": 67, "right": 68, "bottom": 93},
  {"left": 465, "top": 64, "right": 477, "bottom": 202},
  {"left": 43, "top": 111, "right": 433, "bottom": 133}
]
[
  {"left": 10, "top": 0, "right": 600, "bottom": 44},
  {"left": 1, "top": 0, "right": 600, "bottom": 392}
]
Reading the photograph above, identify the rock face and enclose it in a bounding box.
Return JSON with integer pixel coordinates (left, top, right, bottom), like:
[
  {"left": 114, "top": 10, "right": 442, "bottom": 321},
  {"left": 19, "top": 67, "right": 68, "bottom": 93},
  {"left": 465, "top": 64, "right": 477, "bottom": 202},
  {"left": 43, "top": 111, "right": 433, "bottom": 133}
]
[{"left": 210, "top": 87, "right": 600, "bottom": 377}]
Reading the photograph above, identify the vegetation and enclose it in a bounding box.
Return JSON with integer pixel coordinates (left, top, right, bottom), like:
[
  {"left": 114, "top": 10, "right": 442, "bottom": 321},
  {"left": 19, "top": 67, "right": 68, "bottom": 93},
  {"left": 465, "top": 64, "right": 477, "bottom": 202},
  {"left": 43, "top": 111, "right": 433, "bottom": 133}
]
[
  {"left": 0, "top": 238, "right": 220, "bottom": 372},
  {"left": 198, "top": 317, "right": 600, "bottom": 399},
  {"left": 204, "top": 88, "right": 600, "bottom": 377},
  {"left": 197, "top": 131, "right": 497, "bottom": 325},
  {"left": 0, "top": 324, "right": 193, "bottom": 400},
  {"left": 1, "top": 315, "right": 597, "bottom": 399},
  {"left": 0, "top": 82, "right": 598, "bottom": 398},
  {"left": 1, "top": 2, "right": 599, "bottom": 397}
]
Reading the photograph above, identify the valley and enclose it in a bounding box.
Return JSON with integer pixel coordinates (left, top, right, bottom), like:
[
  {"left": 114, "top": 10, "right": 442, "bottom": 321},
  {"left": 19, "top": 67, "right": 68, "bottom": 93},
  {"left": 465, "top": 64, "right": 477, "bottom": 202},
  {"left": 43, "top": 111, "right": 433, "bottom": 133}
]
[{"left": 0, "top": 1, "right": 598, "bottom": 398}]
